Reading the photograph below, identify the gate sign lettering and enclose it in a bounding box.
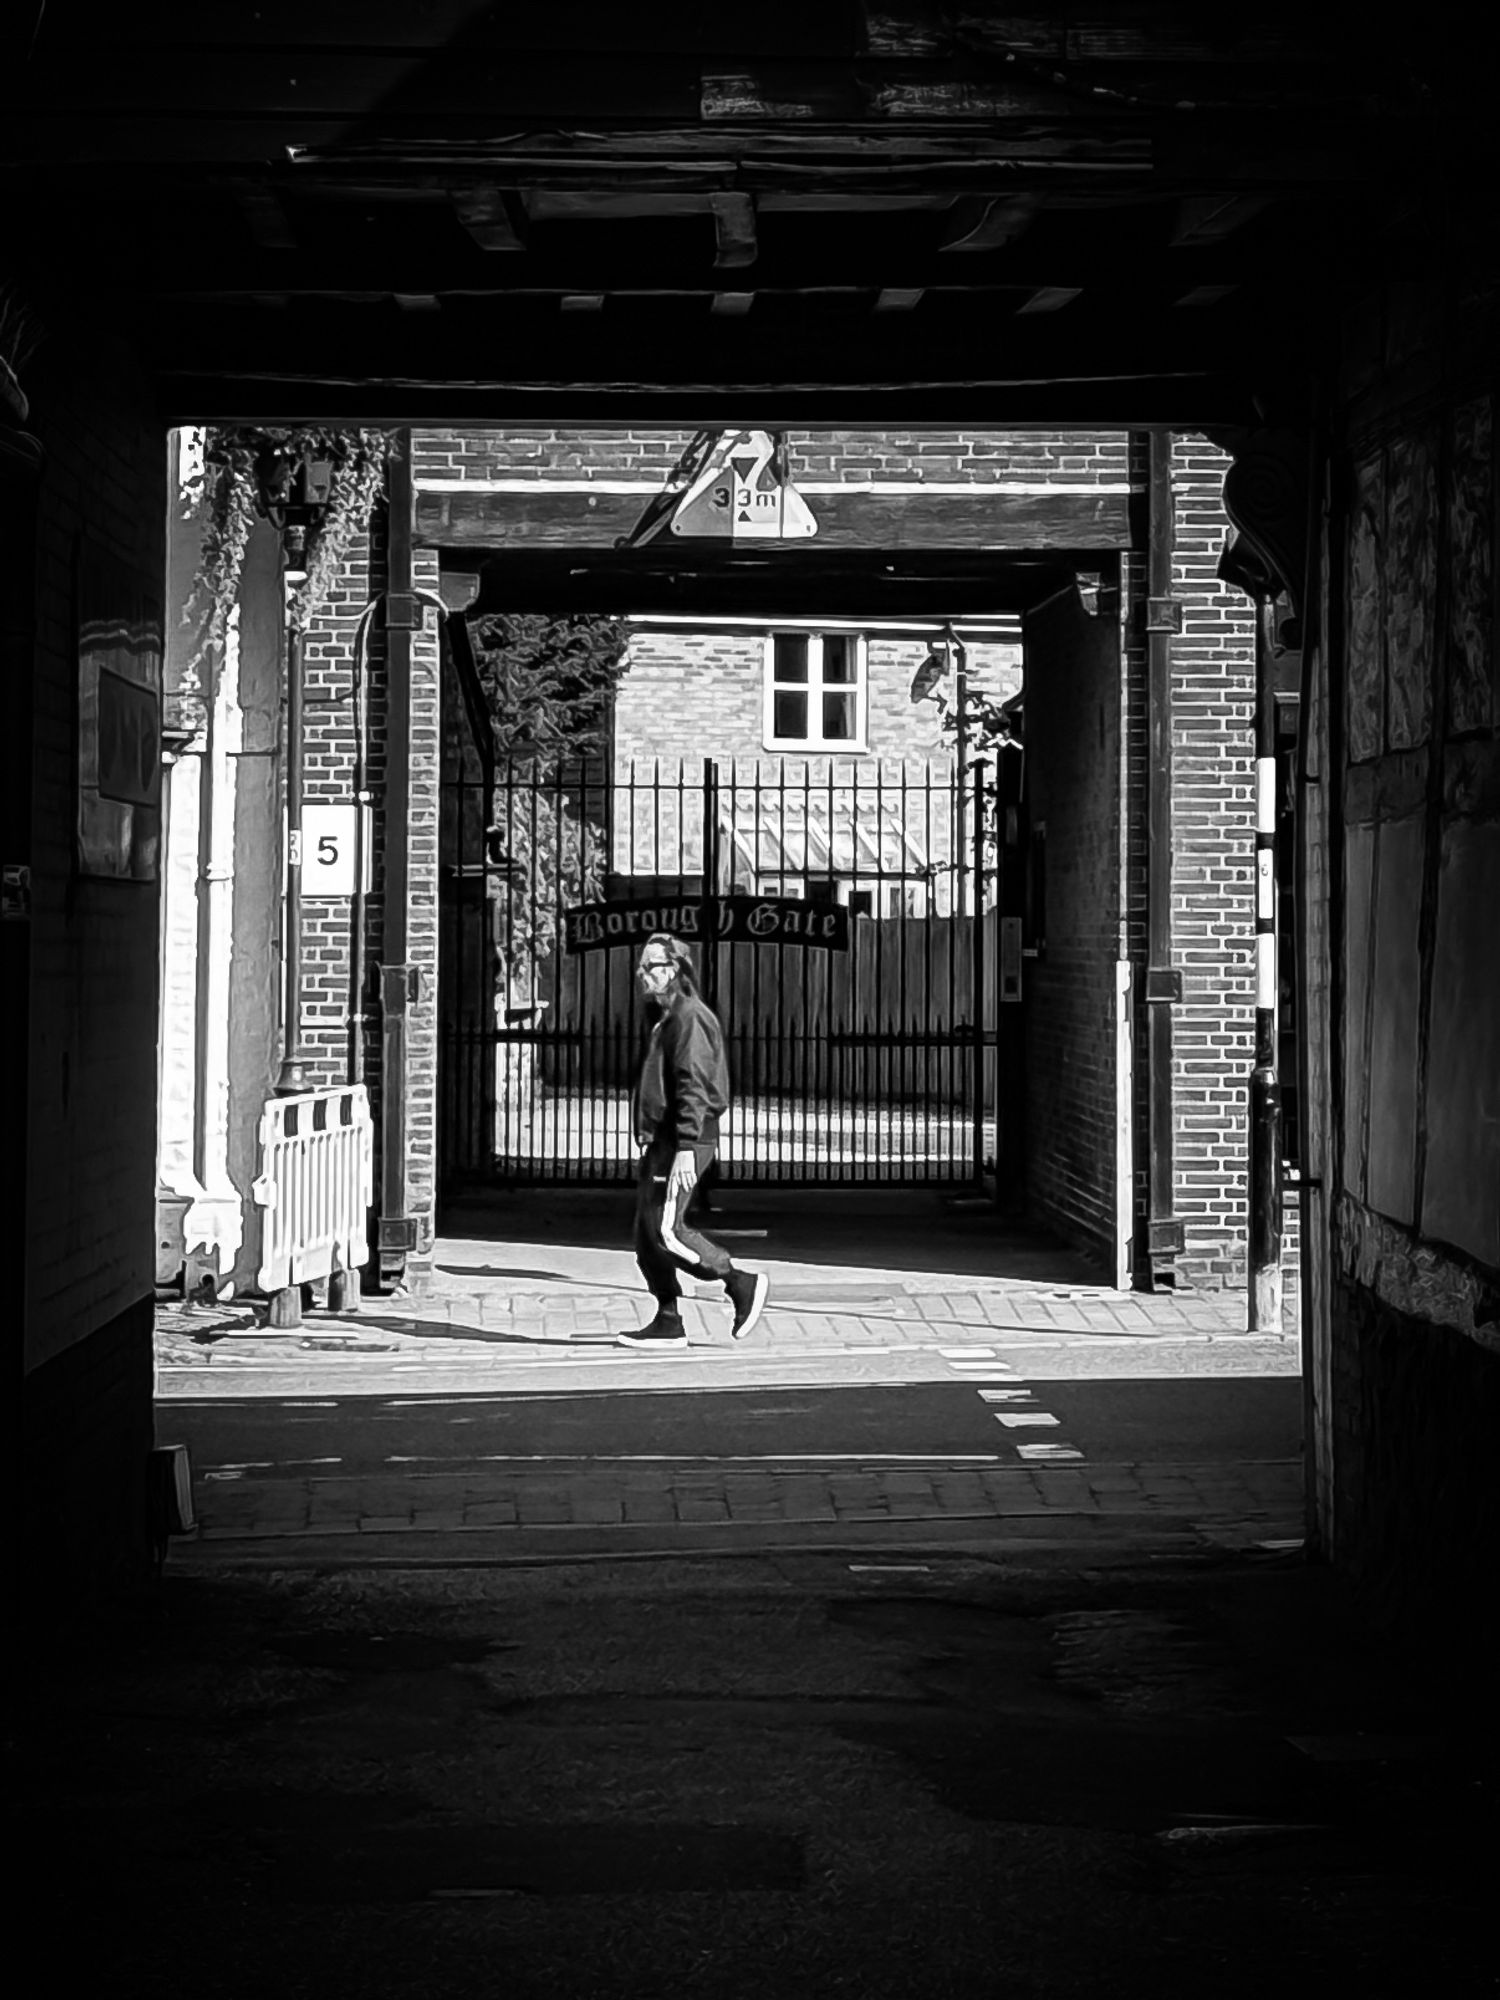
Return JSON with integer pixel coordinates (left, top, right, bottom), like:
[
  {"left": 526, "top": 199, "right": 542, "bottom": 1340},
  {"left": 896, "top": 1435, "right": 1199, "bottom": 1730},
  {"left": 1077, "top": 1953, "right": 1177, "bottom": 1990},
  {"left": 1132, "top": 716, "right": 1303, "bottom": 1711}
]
[{"left": 563, "top": 894, "right": 849, "bottom": 954}]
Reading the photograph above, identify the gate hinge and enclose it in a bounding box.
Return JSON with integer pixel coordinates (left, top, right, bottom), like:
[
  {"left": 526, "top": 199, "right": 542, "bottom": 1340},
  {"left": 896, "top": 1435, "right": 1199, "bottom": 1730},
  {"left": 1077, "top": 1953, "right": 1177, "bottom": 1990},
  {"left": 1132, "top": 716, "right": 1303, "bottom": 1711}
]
[
  {"left": 1145, "top": 597, "right": 1182, "bottom": 633},
  {"left": 386, "top": 591, "right": 421, "bottom": 630},
  {"left": 1144, "top": 966, "right": 1183, "bottom": 1002},
  {"left": 1148, "top": 1217, "right": 1186, "bottom": 1256}
]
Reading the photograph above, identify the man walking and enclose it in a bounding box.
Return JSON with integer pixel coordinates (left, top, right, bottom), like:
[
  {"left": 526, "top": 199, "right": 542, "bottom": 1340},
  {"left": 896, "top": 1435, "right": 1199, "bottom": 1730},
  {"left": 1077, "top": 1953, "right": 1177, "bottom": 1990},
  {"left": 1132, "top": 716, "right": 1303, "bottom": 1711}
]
[{"left": 622, "top": 932, "right": 769, "bottom": 1349}]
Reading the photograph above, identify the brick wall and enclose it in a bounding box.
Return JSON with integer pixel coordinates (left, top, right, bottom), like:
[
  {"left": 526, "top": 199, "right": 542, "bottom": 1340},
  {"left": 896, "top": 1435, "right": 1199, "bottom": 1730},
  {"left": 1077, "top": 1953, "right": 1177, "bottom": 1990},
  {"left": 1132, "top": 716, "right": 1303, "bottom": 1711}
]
[
  {"left": 413, "top": 429, "right": 1132, "bottom": 485},
  {"left": 295, "top": 500, "right": 444, "bottom": 1265},
  {"left": 1023, "top": 582, "right": 1123, "bottom": 1269},
  {"left": 405, "top": 425, "right": 1272, "bottom": 1298},
  {"left": 612, "top": 627, "right": 1019, "bottom": 776},
  {"left": 1169, "top": 436, "right": 1260, "bottom": 1287}
]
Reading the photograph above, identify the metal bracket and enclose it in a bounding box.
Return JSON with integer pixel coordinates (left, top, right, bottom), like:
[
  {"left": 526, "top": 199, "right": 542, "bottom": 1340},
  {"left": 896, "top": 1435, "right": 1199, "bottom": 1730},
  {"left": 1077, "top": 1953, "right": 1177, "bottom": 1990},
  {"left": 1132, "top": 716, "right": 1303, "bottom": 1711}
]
[
  {"left": 1145, "top": 597, "right": 1182, "bottom": 633},
  {"left": 379, "top": 1217, "right": 418, "bottom": 1253},
  {"left": 385, "top": 591, "right": 421, "bottom": 629},
  {"left": 1147, "top": 1218, "right": 1186, "bottom": 1256},
  {"left": 1144, "top": 966, "right": 1183, "bottom": 1002}
]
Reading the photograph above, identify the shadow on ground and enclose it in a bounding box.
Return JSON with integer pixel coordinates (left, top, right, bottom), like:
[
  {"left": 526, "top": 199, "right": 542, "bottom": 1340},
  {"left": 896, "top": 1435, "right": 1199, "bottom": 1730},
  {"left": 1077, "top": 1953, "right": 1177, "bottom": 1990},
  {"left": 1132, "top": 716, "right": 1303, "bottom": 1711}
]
[
  {"left": 438, "top": 1187, "right": 1109, "bottom": 1287},
  {"left": 16, "top": 1546, "right": 1489, "bottom": 1998}
]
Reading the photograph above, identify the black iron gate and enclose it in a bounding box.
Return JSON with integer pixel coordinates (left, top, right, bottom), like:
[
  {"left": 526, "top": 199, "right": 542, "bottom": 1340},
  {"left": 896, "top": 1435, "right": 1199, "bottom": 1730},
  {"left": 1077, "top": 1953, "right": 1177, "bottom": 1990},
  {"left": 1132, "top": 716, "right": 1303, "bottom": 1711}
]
[{"left": 441, "top": 744, "right": 1004, "bottom": 1187}]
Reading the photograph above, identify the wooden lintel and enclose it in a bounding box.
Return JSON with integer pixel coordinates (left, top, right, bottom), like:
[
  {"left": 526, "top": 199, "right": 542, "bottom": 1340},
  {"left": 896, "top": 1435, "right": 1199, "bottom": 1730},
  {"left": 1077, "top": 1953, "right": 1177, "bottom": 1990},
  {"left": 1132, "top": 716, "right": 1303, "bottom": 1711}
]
[
  {"left": 938, "top": 194, "right": 1041, "bottom": 252},
  {"left": 1169, "top": 192, "right": 1273, "bottom": 247},
  {"left": 451, "top": 186, "right": 529, "bottom": 252},
  {"left": 1016, "top": 286, "right": 1083, "bottom": 315},
  {"left": 875, "top": 288, "right": 925, "bottom": 312},
  {"left": 710, "top": 192, "right": 758, "bottom": 271},
  {"left": 415, "top": 486, "right": 1135, "bottom": 554}
]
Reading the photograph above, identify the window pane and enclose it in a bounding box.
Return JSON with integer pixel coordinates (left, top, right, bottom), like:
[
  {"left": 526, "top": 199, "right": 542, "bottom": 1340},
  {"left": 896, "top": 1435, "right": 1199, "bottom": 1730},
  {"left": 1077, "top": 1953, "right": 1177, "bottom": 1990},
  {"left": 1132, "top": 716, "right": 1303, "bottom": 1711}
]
[
  {"left": 773, "top": 690, "right": 808, "bottom": 739},
  {"left": 773, "top": 633, "right": 809, "bottom": 683},
  {"left": 821, "top": 634, "right": 856, "bottom": 683},
  {"left": 822, "top": 691, "right": 855, "bottom": 740}
]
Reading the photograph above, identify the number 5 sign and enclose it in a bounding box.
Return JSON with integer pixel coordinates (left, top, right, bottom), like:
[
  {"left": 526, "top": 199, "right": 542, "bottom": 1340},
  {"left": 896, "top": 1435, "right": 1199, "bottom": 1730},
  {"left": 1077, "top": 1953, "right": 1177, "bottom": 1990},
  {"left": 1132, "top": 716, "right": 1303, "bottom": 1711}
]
[{"left": 301, "top": 803, "right": 372, "bottom": 898}]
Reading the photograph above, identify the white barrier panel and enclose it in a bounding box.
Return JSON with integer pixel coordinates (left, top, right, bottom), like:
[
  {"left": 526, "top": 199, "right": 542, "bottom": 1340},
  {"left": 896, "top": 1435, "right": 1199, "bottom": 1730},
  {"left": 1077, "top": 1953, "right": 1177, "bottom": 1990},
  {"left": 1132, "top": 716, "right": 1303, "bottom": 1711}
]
[{"left": 253, "top": 1084, "right": 373, "bottom": 1293}]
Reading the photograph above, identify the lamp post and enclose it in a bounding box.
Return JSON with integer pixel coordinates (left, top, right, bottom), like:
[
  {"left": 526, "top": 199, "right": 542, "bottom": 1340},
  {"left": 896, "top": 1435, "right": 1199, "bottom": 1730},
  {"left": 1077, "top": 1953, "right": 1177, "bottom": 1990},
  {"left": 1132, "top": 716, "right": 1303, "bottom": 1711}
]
[{"left": 260, "top": 449, "right": 333, "bottom": 1097}]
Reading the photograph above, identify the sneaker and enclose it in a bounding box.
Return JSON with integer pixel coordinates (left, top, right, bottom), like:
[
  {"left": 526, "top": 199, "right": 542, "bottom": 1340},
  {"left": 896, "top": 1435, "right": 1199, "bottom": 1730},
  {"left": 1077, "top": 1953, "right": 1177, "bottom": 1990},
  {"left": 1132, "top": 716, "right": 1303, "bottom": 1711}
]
[
  {"left": 618, "top": 1311, "right": 688, "bottom": 1350},
  {"left": 727, "top": 1269, "right": 769, "bottom": 1340}
]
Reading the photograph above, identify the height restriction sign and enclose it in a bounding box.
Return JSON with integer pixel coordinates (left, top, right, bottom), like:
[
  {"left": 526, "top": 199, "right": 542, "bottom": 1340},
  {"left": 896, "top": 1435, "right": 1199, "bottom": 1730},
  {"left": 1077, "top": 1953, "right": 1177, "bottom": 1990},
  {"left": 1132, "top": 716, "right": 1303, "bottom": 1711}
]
[{"left": 670, "top": 430, "right": 818, "bottom": 540}]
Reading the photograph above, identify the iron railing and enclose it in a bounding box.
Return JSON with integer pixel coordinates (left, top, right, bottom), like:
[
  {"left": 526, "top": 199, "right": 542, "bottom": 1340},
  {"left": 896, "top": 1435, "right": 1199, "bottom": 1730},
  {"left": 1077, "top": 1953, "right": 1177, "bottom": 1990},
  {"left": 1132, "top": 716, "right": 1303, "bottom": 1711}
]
[{"left": 440, "top": 756, "right": 1000, "bottom": 1186}]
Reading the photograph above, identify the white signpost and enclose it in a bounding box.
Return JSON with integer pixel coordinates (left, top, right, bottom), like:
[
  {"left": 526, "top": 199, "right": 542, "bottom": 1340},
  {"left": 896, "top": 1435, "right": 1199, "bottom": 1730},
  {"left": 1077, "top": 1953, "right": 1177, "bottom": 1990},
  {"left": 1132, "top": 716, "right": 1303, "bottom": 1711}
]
[{"left": 300, "top": 803, "right": 371, "bottom": 898}]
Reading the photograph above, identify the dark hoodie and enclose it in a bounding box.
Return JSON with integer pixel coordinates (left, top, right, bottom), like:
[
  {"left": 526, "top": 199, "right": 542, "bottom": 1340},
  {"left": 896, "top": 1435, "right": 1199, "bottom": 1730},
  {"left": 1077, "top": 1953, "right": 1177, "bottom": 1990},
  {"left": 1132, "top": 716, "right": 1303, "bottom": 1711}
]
[{"left": 633, "top": 987, "right": 730, "bottom": 1148}]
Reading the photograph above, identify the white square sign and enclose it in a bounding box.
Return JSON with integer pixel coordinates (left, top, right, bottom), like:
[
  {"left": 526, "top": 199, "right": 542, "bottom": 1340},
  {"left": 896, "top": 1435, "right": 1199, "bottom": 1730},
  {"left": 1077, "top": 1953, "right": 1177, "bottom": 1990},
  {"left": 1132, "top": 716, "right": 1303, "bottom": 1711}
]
[{"left": 300, "top": 803, "right": 371, "bottom": 898}]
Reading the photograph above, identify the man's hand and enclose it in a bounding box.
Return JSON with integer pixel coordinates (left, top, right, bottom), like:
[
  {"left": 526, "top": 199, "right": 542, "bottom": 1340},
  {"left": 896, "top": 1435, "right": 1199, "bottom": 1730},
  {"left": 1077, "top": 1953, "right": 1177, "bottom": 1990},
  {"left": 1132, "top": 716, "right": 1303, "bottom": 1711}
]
[{"left": 667, "top": 1148, "right": 698, "bottom": 1207}]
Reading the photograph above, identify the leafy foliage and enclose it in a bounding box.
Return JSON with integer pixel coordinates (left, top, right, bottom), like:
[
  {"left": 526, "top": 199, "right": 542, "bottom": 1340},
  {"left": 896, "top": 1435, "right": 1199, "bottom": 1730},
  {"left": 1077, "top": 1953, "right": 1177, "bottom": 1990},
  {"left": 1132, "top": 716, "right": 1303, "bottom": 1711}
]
[
  {"left": 470, "top": 613, "right": 629, "bottom": 989},
  {"left": 182, "top": 425, "right": 394, "bottom": 661},
  {"left": 471, "top": 612, "right": 628, "bottom": 765}
]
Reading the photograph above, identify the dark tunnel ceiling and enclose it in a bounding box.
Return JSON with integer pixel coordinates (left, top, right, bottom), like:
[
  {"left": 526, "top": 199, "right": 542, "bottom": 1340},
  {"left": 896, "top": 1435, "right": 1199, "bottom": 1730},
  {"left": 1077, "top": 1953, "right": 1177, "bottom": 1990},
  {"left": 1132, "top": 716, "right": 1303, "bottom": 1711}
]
[{"left": 7, "top": 4, "right": 1481, "bottom": 430}]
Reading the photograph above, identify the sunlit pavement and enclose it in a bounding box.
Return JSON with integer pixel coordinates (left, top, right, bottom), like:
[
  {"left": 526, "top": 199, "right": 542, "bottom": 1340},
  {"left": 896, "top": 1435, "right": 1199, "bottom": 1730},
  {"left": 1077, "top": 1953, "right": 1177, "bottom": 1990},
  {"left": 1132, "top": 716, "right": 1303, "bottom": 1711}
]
[{"left": 155, "top": 1194, "right": 1302, "bottom": 1561}]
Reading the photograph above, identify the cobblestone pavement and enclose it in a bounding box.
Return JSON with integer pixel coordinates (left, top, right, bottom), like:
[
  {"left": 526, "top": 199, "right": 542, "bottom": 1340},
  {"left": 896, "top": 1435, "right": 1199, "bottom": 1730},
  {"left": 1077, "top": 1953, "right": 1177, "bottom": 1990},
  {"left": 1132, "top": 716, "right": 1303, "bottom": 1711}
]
[
  {"left": 178, "top": 1455, "right": 1302, "bottom": 1554},
  {"left": 158, "top": 1205, "right": 1302, "bottom": 1560}
]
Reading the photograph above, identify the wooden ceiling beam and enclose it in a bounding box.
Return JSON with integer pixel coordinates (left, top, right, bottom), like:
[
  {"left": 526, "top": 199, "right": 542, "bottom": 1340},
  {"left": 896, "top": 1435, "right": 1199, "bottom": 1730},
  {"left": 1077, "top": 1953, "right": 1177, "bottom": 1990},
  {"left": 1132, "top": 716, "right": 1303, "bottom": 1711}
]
[
  {"left": 231, "top": 179, "right": 297, "bottom": 250},
  {"left": 875, "top": 288, "right": 926, "bottom": 312},
  {"left": 161, "top": 370, "right": 1264, "bottom": 434},
  {"left": 938, "top": 194, "right": 1041, "bottom": 252},
  {"left": 1015, "top": 287, "right": 1084, "bottom": 314},
  {"left": 133, "top": 241, "right": 1283, "bottom": 300},
  {"left": 1169, "top": 192, "right": 1273, "bottom": 246},
  {"left": 710, "top": 192, "right": 758, "bottom": 270},
  {"left": 450, "top": 186, "right": 530, "bottom": 251}
]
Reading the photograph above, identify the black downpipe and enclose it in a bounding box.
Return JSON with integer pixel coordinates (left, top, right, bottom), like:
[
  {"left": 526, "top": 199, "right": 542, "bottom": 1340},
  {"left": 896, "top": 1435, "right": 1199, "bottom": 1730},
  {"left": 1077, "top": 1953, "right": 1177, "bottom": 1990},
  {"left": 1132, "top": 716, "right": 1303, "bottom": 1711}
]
[
  {"left": 378, "top": 438, "right": 416, "bottom": 1285},
  {"left": 1143, "top": 431, "right": 1183, "bottom": 1284}
]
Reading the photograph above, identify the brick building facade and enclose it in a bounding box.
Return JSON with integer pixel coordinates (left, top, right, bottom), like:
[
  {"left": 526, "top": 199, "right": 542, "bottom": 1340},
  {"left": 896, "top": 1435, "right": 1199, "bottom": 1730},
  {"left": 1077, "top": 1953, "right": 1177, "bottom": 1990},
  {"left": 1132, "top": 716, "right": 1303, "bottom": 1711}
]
[{"left": 156, "top": 425, "right": 1285, "bottom": 1302}]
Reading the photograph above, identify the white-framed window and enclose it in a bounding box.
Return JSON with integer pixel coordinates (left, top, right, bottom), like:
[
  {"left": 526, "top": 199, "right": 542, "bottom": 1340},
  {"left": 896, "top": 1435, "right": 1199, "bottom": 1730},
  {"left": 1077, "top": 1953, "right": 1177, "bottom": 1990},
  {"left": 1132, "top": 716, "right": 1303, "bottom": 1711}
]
[{"left": 762, "top": 631, "right": 867, "bottom": 751}]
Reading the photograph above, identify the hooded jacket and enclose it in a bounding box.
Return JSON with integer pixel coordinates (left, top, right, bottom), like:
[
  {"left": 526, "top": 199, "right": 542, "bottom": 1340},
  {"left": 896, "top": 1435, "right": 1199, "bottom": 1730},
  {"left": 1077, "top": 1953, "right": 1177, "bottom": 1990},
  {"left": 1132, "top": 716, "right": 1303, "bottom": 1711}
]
[{"left": 634, "top": 986, "right": 730, "bottom": 1148}]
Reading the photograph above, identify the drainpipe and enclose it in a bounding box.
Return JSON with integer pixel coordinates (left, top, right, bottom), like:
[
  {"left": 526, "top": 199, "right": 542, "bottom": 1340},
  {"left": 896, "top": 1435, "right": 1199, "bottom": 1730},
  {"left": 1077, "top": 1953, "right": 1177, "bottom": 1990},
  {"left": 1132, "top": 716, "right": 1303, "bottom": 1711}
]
[
  {"left": 1248, "top": 596, "right": 1284, "bottom": 1330},
  {"left": 347, "top": 599, "right": 378, "bottom": 1087},
  {"left": 272, "top": 619, "right": 308, "bottom": 1096},
  {"left": 378, "top": 436, "right": 418, "bottom": 1287},
  {"left": 1142, "top": 431, "right": 1184, "bottom": 1286}
]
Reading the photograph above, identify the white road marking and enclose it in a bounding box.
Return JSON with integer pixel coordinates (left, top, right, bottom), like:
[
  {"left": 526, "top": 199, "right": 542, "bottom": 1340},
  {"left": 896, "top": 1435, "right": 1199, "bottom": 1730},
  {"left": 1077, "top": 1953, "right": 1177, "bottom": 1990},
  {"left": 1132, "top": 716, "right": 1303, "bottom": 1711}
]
[
  {"left": 994, "top": 1412, "right": 1061, "bottom": 1428},
  {"left": 978, "top": 1389, "right": 1034, "bottom": 1403},
  {"left": 1015, "top": 1442, "right": 1085, "bottom": 1462},
  {"left": 386, "top": 1452, "right": 1004, "bottom": 1465}
]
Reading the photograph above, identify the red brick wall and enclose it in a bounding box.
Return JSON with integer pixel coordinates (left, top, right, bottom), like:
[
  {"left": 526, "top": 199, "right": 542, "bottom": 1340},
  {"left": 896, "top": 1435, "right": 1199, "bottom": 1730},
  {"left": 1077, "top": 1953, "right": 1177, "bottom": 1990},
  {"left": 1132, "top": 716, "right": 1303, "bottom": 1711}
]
[
  {"left": 1169, "top": 436, "right": 1259, "bottom": 1286},
  {"left": 402, "top": 426, "right": 1270, "bottom": 1296},
  {"left": 1023, "top": 582, "right": 1124, "bottom": 1267},
  {"left": 414, "top": 429, "right": 1131, "bottom": 486},
  {"left": 612, "top": 627, "right": 1019, "bottom": 774},
  {"left": 296, "top": 506, "right": 444, "bottom": 1263}
]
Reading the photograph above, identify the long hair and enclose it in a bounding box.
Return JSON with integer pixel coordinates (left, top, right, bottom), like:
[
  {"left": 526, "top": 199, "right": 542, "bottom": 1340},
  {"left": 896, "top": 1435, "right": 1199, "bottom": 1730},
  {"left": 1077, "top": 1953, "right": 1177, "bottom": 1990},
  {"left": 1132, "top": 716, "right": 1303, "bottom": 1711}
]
[{"left": 646, "top": 931, "right": 698, "bottom": 995}]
